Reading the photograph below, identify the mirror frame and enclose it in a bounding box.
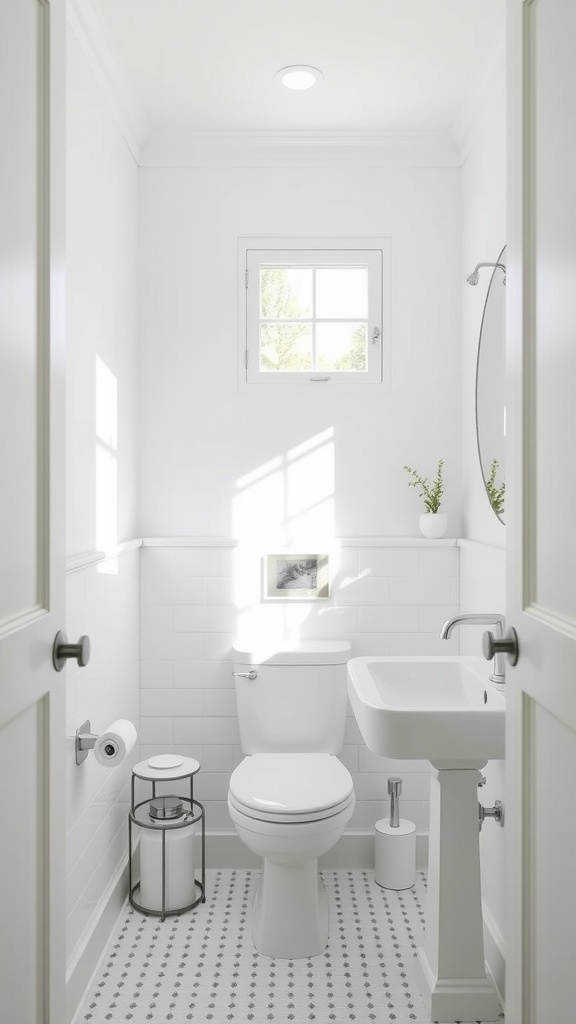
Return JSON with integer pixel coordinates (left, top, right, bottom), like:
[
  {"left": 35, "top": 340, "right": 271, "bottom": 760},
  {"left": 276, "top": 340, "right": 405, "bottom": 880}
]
[{"left": 474, "top": 244, "right": 506, "bottom": 525}]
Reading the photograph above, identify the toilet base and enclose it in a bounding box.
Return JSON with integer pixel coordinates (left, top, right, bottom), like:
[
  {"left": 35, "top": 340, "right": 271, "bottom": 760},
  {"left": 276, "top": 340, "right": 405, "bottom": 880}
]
[{"left": 252, "top": 857, "right": 328, "bottom": 959}]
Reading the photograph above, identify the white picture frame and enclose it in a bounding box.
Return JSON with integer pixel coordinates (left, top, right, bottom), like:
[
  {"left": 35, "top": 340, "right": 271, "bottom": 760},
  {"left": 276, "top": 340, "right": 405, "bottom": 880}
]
[{"left": 264, "top": 553, "right": 329, "bottom": 600}]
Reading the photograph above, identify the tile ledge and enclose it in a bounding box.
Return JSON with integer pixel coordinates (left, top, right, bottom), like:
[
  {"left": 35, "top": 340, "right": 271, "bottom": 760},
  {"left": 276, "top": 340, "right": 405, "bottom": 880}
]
[
  {"left": 457, "top": 538, "right": 505, "bottom": 558},
  {"left": 142, "top": 536, "right": 239, "bottom": 547},
  {"left": 339, "top": 537, "right": 458, "bottom": 547},
  {"left": 66, "top": 539, "right": 142, "bottom": 573},
  {"left": 141, "top": 536, "right": 458, "bottom": 549}
]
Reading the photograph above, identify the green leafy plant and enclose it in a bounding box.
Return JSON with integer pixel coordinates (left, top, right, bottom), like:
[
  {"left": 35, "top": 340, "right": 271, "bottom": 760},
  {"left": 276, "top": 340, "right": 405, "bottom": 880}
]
[
  {"left": 485, "top": 458, "right": 505, "bottom": 517},
  {"left": 404, "top": 459, "right": 444, "bottom": 514}
]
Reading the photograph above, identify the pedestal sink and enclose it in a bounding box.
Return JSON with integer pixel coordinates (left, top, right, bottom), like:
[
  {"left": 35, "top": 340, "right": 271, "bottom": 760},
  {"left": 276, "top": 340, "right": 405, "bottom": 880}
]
[
  {"left": 347, "top": 656, "right": 505, "bottom": 1023},
  {"left": 347, "top": 655, "right": 505, "bottom": 763}
]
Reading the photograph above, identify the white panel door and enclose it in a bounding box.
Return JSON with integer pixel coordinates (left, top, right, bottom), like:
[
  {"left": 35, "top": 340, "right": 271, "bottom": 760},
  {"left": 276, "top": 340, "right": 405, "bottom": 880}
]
[
  {"left": 0, "top": 1, "right": 66, "bottom": 1021},
  {"left": 506, "top": 2, "right": 576, "bottom": 1022}
]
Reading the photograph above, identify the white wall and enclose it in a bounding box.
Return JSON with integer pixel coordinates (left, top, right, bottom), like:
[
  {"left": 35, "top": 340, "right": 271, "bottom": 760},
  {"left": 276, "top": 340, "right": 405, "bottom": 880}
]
[
  {"left": 65, "top": 21, "right": 140, "bottom": 984},
  {"left": 460, "top": 65, "right": 507, "bottom": 997},
  {"left": 138, "top": 163, "right": 463, "bottom": 540},
  {"left": 136, "top": 158, "right": 465, "bottom": 862},
  {"left": 66, "top": 29, "right": 139, "bottom": 558},
  {"left": 59, "top": 6, "right": 512, "bottom": 1011}
]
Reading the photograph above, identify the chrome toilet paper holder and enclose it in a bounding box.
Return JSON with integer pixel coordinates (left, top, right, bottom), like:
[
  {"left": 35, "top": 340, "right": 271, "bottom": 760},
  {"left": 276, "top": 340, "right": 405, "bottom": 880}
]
[{"left": 75, "top": 720, "right": 99, "bottom": 765}]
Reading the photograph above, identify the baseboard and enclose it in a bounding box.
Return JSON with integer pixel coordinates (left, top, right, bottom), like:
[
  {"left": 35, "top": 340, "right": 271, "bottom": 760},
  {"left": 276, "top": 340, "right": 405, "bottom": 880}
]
[
  {"left": 483, "top": 901, "right": 506, "bottom": 1006},
  {"left": 201, "top": 829, "right": 429, "bottom": 871},
  {"left": 66, "top": 856, "right": 131, "bottom": 1023}
]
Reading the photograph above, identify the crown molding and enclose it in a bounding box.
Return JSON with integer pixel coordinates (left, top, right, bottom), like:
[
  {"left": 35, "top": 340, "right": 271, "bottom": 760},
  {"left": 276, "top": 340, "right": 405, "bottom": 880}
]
[
  {"left": 66, "top": 0, "right": 499, "bottom": 169},
  {"left": 139, "top": 129, "right": 461, "bottom": 168},
  {"left": 67, "top": 0, "right": 149, "bottom": 162}
]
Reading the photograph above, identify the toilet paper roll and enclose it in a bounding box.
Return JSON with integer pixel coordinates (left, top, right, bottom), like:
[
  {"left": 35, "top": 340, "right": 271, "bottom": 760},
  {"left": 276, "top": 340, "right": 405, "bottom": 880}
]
[{"left": 94, "top": 719, "right": 137, "bottom": 767}]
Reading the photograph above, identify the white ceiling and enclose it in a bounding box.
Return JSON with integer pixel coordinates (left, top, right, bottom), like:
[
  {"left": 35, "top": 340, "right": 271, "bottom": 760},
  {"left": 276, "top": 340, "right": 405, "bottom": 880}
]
[{"left": 88, "top": 0, "right": 504, "bottom": 140}]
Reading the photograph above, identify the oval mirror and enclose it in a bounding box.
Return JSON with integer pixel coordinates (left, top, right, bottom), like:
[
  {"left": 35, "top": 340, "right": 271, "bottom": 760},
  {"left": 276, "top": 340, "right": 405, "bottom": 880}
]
[{"left": 475, "top": 245, "right": 506, "bottom": 524}]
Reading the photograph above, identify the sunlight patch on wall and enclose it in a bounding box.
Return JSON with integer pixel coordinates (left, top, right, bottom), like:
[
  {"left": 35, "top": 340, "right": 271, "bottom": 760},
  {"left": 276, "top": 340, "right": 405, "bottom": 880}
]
[
  {"left": 286, "top": 429, "right": 335, "bottom": 536},
  {"left": 234, "top": 455, "right": 285, "bottom": 543},
  {"left": 232, "top": 428, "right": 337, "bottom": 641},
  {"left": 233, "top": 428, "right": 335, "bottom": 549}
]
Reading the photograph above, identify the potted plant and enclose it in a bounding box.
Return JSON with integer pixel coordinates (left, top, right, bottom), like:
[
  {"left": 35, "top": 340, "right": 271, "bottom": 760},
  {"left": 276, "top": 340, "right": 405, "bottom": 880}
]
[
  {"left": 485, "top": 458, "right": 505, "bottom": 518},
  {"left": 404, "top": 459, "right": 447, "bottom": 538}
]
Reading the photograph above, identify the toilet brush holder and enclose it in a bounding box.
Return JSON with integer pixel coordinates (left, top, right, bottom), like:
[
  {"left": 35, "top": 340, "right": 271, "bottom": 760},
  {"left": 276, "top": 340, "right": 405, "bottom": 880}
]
[{"left": 374, "top": 777, "right": 416, "bottom": 890}]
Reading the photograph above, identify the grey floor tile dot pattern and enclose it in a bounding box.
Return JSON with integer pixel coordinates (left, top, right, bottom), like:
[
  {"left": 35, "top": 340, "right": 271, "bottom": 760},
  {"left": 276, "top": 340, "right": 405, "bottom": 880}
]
[{"left": 74, "top": 870, "right": 504, "bottom": 1024}]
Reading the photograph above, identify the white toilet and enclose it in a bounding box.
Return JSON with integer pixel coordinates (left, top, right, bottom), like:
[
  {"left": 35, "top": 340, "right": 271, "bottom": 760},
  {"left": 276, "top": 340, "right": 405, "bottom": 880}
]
[{"left": 228, "top": 640, "right": 355, "bottom": 959}]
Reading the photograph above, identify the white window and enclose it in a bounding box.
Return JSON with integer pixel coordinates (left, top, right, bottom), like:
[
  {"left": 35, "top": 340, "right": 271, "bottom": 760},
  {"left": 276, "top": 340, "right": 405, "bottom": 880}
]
[{"left": 239, "top": 238, "right": 389, "bottom": 387}]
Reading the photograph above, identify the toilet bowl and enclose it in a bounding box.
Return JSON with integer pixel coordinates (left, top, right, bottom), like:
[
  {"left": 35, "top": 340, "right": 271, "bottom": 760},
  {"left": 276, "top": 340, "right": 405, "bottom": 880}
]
[
  {"left": 229, "top": 640, "right": 354, "bottom": 958},
  {"left": 228, "top": 752, "right": 355, "bottom": 958}
]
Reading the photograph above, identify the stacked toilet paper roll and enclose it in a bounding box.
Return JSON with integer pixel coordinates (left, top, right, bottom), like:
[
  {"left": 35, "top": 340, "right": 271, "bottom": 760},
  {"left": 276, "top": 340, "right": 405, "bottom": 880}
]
[{"left": 94, "top": 719, "right": 137, "bottom": 767}]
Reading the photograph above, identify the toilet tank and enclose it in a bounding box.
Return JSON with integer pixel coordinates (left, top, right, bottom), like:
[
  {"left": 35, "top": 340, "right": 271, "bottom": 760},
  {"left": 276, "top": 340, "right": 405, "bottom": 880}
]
[{"left": 232, "top": 640, "right": 351, "bottom": 754}]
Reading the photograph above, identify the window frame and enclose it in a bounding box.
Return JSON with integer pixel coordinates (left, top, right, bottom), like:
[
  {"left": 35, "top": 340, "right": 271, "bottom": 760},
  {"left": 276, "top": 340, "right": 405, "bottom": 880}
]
[{"left": 238, "top": 237, "right": 390, "bottom": 389}]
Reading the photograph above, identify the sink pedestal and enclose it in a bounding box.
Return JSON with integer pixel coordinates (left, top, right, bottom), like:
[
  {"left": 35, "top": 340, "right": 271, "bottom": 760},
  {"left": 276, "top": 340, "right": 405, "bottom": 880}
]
[{"left": 415, "top": 762, "right": 500, "bottom": 1023}]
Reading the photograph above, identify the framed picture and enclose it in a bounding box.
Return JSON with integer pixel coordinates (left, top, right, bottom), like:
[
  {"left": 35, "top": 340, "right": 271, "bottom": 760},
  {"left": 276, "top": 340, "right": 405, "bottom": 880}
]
[{"left": 264, "top": 553, "right": 329, "bottom": 600}]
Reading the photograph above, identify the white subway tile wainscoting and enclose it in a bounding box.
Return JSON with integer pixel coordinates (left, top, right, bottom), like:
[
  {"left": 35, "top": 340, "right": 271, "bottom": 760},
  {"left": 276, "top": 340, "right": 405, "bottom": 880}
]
[
  {"left": 139, "top": 538, "right": 460, "bottom": 853},
  {"left": 65, "top": 546, "right": 141, "bottom": 968}
]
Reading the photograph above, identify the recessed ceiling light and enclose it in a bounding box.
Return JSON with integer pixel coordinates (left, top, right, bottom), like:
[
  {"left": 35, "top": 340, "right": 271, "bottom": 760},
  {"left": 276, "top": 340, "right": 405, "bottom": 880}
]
[{"left": 275, "top": 65, "right": 324, "bottom": 91}]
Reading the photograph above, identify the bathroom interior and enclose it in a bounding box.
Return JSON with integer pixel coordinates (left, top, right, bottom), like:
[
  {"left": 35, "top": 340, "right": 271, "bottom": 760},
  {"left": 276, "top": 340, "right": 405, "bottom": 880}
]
[
  {"left": 61, "top": 0, "right": 509, "bottom": 1018},
  {"left": 7, "top": 0, "right": 575, "bottom": 1022}
]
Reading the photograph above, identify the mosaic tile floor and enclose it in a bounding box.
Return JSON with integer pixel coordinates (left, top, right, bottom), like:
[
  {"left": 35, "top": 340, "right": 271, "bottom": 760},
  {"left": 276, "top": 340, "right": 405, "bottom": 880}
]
[{"left": 74, "top": 870, "right": 504, "bottom": 1024}]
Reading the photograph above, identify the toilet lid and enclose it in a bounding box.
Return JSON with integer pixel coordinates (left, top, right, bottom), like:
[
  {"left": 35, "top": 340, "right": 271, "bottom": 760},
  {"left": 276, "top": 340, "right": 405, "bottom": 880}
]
[{"left": 229, "top": 754, "right": 353, "bottom": 819}]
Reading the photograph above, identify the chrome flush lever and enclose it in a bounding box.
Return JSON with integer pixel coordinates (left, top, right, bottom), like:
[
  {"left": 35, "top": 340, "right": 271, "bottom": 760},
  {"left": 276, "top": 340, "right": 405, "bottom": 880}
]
[{"left": 232, "top": 670, "right": 257, "bottom": 680}]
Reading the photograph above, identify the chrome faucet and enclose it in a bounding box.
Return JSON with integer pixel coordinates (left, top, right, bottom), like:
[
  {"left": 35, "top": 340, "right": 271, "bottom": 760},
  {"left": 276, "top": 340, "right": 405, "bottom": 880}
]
[{"left": 440, "top": 613, "right": 507, "bottom": 684}]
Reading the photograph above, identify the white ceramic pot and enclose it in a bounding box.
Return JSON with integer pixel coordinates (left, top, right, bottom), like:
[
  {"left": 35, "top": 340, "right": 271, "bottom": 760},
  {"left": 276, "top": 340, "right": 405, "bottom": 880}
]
[{"left": 419, "top": 512, "right": 447, "bottom": 539}]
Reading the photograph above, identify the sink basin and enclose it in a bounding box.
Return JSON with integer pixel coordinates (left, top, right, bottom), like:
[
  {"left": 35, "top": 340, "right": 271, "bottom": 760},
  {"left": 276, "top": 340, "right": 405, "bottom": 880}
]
[{"left": 347, "top": 656, "right": 505, "bottom": 762}]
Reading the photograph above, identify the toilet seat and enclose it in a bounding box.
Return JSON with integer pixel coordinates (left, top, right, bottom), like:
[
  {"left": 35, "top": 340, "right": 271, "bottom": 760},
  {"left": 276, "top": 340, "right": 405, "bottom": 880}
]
[
  {"left": 229, "top": 753, "right": 353, "bottom": 824},
  {"left": 229, "top": 790, "right": 354, "bottom": 825}
]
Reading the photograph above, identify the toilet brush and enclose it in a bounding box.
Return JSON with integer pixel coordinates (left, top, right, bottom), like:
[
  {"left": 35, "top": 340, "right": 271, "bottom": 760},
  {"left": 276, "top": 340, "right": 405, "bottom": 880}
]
[{"left": 374, "top": 777, "right": 416, "bottom": 890}]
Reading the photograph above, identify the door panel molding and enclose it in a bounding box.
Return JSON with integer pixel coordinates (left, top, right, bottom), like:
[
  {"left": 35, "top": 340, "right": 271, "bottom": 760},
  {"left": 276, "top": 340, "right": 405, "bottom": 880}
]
[
  {"left": 521, "top": 692, "right": 536, "bottom": 1024},
  {"left": 524, "top": 604, "right": 576, "bottom": 639},
  {"left": 522, "top": 0, "right": 576, "bottom": 623},
  {"left": 37, "top": 0, "right": 51, "bottom": 616},
  {"left": 0, "top": 605, "right": 47, "bottom": 642},
  {"left": 0, "top": 0, "right": 51, "bottom": 632}
]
